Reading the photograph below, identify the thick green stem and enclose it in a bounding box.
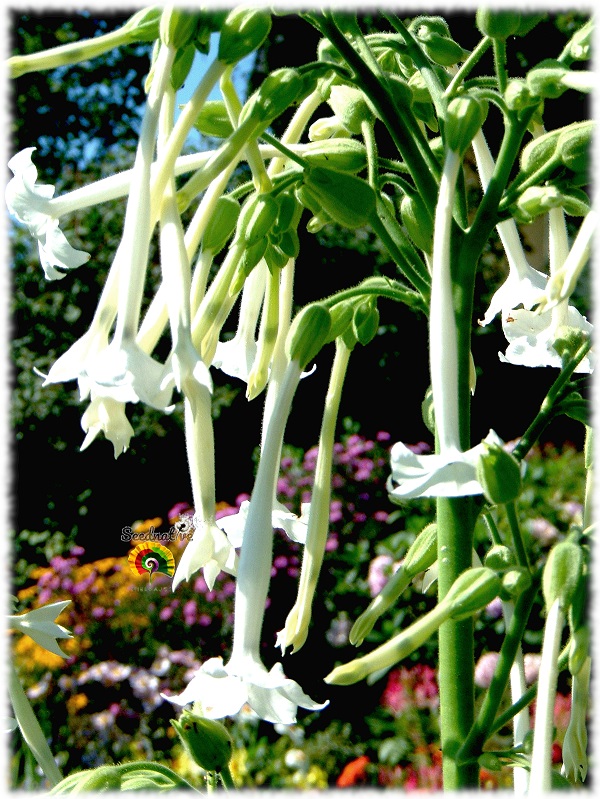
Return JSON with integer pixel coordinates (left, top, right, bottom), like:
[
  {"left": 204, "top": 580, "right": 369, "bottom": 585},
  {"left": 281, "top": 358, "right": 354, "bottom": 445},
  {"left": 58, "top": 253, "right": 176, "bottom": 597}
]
[{"left": 436, "top": 496, "right": 479, "bottom": 788}]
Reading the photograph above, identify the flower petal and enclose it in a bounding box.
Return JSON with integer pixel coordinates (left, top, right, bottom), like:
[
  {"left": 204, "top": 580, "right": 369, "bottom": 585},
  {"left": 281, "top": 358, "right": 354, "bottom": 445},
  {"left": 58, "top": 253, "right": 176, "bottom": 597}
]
[{"left": 388, "top": 441, "right": 489, "bottom": 499}]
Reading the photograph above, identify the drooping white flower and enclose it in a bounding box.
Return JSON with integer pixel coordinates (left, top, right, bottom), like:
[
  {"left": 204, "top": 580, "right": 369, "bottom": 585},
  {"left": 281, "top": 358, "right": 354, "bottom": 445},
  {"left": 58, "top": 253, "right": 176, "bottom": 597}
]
[
  {"left": 388, "top": 149, "right": 498, "bottom": 501},
  {"left": 219, "top": 498, "right": 310, "bottom": 549},
  {"left": 167, "top": 361, "right": 327, "bottom": 723},
  {"left": 173, "top": 520, "right": 238, "bottom": 592},
  {"left": 8, "top": 600, "right": 72, "bottom": 658},
  {"left": 561, "top": 656, "right": 591, "bottom": 784},
  {"left": 499, "top": 305, "right": 593, "bottom": 373},
  {"left": 472, "top": 131, "right": 550, "bottom": 326},
  {"left": 80, "top": 396, "right": 135, "bottom": 458},
  {"left": 6, "top": 148, "right": 91, "bottom": 280}
]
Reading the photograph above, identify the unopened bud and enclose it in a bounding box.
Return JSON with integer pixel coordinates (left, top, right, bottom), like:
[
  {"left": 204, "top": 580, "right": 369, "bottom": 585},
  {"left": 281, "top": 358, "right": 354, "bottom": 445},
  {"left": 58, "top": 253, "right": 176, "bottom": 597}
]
[
  {"left": 218, "top": 7, "right": 271, "bottom": 65},
  {"left": 193, "top": 100, "right": 234, "bottom": 139},
  {"left": 484, "top": 544, "right": 515, "bottom": 572},
  {"left": 476, "top": 436, "right": 522, "bottom": 504},
  {"left": 352, "top": 297, "right": 379, "bottom": 346},
  {"left": 403, "top": 523, "right": 437, "bottom": 577},
  {"left": 297, "top": 139, "right": 367, "bottom": 174},
  {"left": 500, "top": 567, "right": 532, "bottom": 600},
  {"left": 542, "top": 540, "right": 583, "bottom": 612},
  {"left": 445, "top": 567, "right": 502, "bottom": 621},
  {"left": 476, "top": 9, "right": 522, "bottom": 39},
  {"left": 286, "top": 305, "right": 331, "bottom": 369},
  {"left": 123, "top": 7, "right": 162, "bottom": 43},
  {"left": 302, "top": 167, "right": 376, "bottom": 229},
  {"left": 327, "top": 301, "right": 354, "bottom": 343},
  {"left": 446, "top": 95, "right": 488, "bottom": 156},
  {"left": 237, "top": 192, "right": 279, "bottom": 247},
  {"left": 557, "top": 121, "right": 594, "bottom": 172},
  {"left": 170, "top": 43, "right": 196, "bottom": 91},
  {"left": 401, "top": 192, "right": 434, "bottom": 253},
  {"left": 159, "top": 7, "right": 199, "bottom": 49},
  {"left": 171, "top": 709, "right": 233, "bottom": 773},
  {"left": 202, "top": 196, "right": 240, "bottom": 255},
  {"left": 327, "top": 85, "right": 373, "bottom": 134},
  {"left": 244, "top": 68, "right": 303, "bottom": 124}
]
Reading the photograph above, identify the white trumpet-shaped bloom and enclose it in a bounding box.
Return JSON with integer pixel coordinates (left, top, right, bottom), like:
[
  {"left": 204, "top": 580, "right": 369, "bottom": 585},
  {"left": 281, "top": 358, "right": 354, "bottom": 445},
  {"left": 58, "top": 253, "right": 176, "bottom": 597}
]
[
  {"left": 6, "top": 148, "right": 90, "bottom": 280},
  {"left": 219, "top": 498, "right": 310, "bottom": 549},
  {"left": 163, "top": 655, "right": 326, "bottom": 725},
  {"left": 80, "top": 396, "right": 135, "bottom": 458},
  {"left": 8, "top": 600, "right": 72, "bottom": 658},
  {"left": 166, "top": 361, "right": 327, "bottom": 723},
  {"left": 172, "top": 520, "right": 238, "bottom": 592},
  {"left": 499, "top": 305, "right": 593, "bottom": 373}
]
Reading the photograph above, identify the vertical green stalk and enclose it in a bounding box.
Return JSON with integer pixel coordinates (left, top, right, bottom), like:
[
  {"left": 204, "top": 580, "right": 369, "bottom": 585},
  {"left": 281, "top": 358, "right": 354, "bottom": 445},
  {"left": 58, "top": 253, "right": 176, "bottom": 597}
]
[{"left": 436, "top": 495, "right": 479, "bottom": 788}]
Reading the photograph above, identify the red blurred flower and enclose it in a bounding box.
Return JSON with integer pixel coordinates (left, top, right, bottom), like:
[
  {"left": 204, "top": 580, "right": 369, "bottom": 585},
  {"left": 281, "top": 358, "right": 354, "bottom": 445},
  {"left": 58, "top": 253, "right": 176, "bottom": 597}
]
[{"left": 337, "top": 755, "right": 370, "bottom": 787}]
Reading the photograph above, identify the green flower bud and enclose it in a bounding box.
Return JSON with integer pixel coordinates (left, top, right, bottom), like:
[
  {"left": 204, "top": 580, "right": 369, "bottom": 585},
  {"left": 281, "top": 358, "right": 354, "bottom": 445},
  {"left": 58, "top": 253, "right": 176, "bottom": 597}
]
[
  {"left": 202, "top": 196, "right": 240, "bottom": 255},
  {"left": 445, "top": 95, "right": 488, "bottom": 156},
  {"left": 123, "top": 7, "right": 162, "bottom": 43},
  {"left": 565, "top": 19, "right": 593, "bottom": 61},
  {"left": 542, "top": 540, "right": 584, "bottom": 612},
  {"left": 557, "top": 121, "right": 594, "bottom": 172},
  {"left": 403, "top": 523, "right": 437, "bottom": 578},
  {"left": 159, "top": 8, "right": 200, "bottom": 49},
  {"left": 407, "top": 71, "right": 431, "bottom": 104},
  {"left": 422, "top": 32, "right": 469, "bottom": 66},
  {"left": 400, "top": 192, "right": 434, "bottom": 253},
  {"left": 237, "top": 192, "right": 279, "bottom": 247},
  {"left": 193, "top": 100, "right": 234, "bottom": 139},
  {"left": 478, "top": 752, "right": 504, "bottom": 771},
  {"left": 286, "top": 305, "right": 332, "bottom": 369},
  {"left": 484, "top": 544, "right": 516, "bottom": 572},
  {"left": 476, "top": 437, "right": 522, "bottom": 504},
  {"left": 272, "top": 192, "right": 300, "bottom": 233},
  {"left": 513, "top": 185, "right": 564, "bottom": 223},
  {"left": 444, "top": 567, "right": 502, "bottom": 621},
  {"left": 302, "top": 167, "right": 376, "bottom": 229},
  {"left": 504, "top": 79, "right": 538, "bottom": 112},
  {"left": 243, "top": 68, "right": 303, "bottom": 124},
  {"left": 171, "top": 709, "right": 233, "bottom": 773},
  {"left": 500, "top": 567, "right": 532, "bottom": 600},
  {"left": 520, "top": 126, "right": 562, "bottom": 173},
  {"left": 218, "top": 7, "right": 271, "bottom": 65},
  {"left": 352, "top": 297, "right": 380, "bottom": 346},
  {"left": 409, "top": 16, "right": 451, "bottom": 39},
  {"left": 476, "top": 9, "right": 522, "bottom": 39},
  {"left": 326, "top": 301, "right": 354, "bottom": 343},
  {"left": 327, "top": 85, "right": 374, "bottom": 135},
  {"left": 298, "top": 139, "right": 367, "bottom": 174}
]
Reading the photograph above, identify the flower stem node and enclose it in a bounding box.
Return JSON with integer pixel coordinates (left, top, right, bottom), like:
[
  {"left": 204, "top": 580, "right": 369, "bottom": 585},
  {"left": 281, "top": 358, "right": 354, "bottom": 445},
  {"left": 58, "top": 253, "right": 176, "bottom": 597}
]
[
  {"left": 285, "top": 305, "right": 331, "bottom": 370},
  {"left": 542, "top": 541, "right": 584, "bottom": 612},
  {"left": 476, "top": 437, "right": 522, "bottom": 504},
  {"left": 171, "top": 709, "right": 233, "bottom": 773},
  {"left": 217, "top": 7, "right": 272, "bottom": 65},
  {"left": 445, "top": 567, "right": 502, "bottom": 621},
  {"left": 445, "top": 95, "right": 488, "bottom": 156}
]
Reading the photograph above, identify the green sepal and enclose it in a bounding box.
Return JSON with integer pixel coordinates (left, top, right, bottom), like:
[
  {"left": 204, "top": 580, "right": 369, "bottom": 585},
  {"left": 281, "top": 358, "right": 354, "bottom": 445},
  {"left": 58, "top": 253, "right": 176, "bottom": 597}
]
[
  {"left": 170, "top": 43, "right": 196, "bottom": 91},
  {"left": 444, "top": 567, "right": 502, "bottom": 621},
  {"left": 193, "top": 100, "right": 234, "bottom": 138},
  {"left": 159, "top": 8, "right": 200, "bottom": 49},
  {"left": 352, "top": 297, "right": 380, "bottom": 346},
  {"left": 475, "top": 9, "right": 522, "bottom": 39},
  {"left": 445, "top": 95, "right": 488, "bottom": 156},
  {"left": 400, "top": 191, "right": 434, "bottom": 253},
  {"left": 202, "top": 196, "right": 240, "bottom": 255},
  {"left": 499, "top": 567, "right": 532, "bottom": 601},
  {"left": 484, "top": 544, "right": 516, "bottom": 572},
  {"left": 403, "top": 523, "right": 437, "bottom": 578},
  {"left": 476, "top": 438, "right": 522, "bottom": 505}
]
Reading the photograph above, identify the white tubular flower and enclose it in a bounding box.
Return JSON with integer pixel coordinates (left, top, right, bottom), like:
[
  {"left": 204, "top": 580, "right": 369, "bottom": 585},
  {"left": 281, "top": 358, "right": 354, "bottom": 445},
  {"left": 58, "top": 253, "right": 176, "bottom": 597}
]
[
  {"left": 499, "top": 305, "right": 593, "bottom": 373},
  {"left": 388, "top": 150, "right": 498, "bottom": 501},
  {"left": 219, "top": 498, "right": 310, "bottom": 549},
  {"left": 166, "top": 361, "right": 327, "bottom": 723},
  {"left": 173, "top": 519, "right": 237, "bottom": 592},
  {"left": 80, "top": 396, "right": 134, "bottom": 458},
  {"left": 500, "top": 206, "right": 593, "bottom": 373},
  {"left": 561, "top": 655, "right": 591, "bottom": 784},
  {"left": 6, "top": 148, "right": 90, "bottom": 280},
  {"left": 8, "top": 600, "right": 72, "bottom": 658},
  {"left": 472, "top": 132, "right": 549, "bottom": 326},
  {"left": 212, "top": 261, "right": 266, "bottom": 381}
]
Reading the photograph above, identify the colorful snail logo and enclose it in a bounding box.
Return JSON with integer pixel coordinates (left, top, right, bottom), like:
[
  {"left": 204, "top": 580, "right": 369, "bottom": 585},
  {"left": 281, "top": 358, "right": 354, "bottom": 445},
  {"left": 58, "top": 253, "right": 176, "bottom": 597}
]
[{"left": 128, "top": 542, "right": 175, "bottom": 585}]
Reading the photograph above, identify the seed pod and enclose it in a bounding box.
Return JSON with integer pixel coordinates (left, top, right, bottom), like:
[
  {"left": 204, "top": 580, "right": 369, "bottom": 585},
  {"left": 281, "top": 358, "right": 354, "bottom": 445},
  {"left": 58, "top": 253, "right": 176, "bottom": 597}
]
[
  {"left": 484, "top": 544, "right": 516, "bottom": 572},
  {"left": 202, "top": 196, "right": 240, "bottom": 255},
  {"left": 403, "top": 523, "right": 437, "bottom": 578},
  {"left": 218, "top": 7, "right": 271, "bottom": 65},
  {"left": 542, "top": 540, "right": 584, "bottom": 612},
  {"left": 302, "top": 167, "right": 376, "bottom": 229},
  {"left": 476, "top": 10, "right": 522, "bottom": 39},
  {"left": 445, "top": 567, "right": 502, "bottom": 621},
  {"left": 476, "top": 437, "right": 522, "bottom": 505},
  {"left": 193, "top": 100, "right": 234, "bottom": 139},
  {"left": 445, "top": 95, "right": 488, "bottom": 156},
  {"left": 286, "top": 305, "right": 331, "bottom": 369},
  {"left": 159, "top": 8, "right": 200, "bottom": 49},
  {"left": 400, "top": 192, "right": 434, "bottom": 253},
  {"left": 237, "top": 192, "right": 279, "bottom": 247},
  {"left": 171, "top": 710, "right": 233, "bottom": 773}
]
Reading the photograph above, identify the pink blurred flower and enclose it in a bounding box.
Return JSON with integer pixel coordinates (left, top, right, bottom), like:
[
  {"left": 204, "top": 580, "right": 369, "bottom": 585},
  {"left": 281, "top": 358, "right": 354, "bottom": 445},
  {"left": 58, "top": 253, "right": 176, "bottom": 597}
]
[{"left": 475, "top": 651, "right": 500, "bottom": 688}]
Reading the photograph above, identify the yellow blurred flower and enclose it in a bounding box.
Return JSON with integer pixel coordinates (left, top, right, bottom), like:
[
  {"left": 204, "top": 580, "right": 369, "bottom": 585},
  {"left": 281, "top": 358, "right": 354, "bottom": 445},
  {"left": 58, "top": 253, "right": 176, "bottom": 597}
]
[
  {"left": 66, "top": 693, "right": 88, "bottom": 714},
  {"left": 229, "top": 748, "right": 249, "bottom": 787},
  {"left": 132, "top": 517, "right": 163, "bottom": 533}
]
